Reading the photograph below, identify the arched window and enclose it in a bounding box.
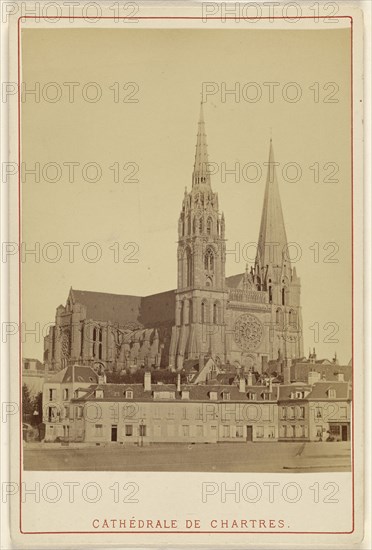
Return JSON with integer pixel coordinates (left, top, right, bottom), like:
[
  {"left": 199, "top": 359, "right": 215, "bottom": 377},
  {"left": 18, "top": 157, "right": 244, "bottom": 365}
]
[
  {"left": 276, "top": 308, "right": 283, "bottom": 326},
  {"left": 186, "top": 248, "right": 192, "bottom": 286},
  {"left": 281, "top": 288, "right": 285, "bottom": 306},
  {"left": 213, "top": 302, "right": 219, "bottom": 324},
  {"left": 201, "top": 300, "right": 207, "bottom": 324},
  {"left": 188, "top": 216, "right": 191, "bottom": 235},
  {"left": 93, "top": 326, "right": 102, "bottom": 359},
  {"left": 289, "top": 309, "right": 297, "bottom": 327},
  {"left": 189, "top": 299, "right": 193, "bottom": 324},
  {"left": 204, "top": 248, "right": 214, "bottom": 271},
  {"left": 180, "top": 301, "right": 184, "bottom": 325},
  {"left": 207, "top": 217, "right": 212, "bottom": 235},
  {"left": 199, "top": 217, "right": 203, "bottom": 234},
  {"left": 256, "top": 276, "right": 261, "bottom": 291},
  {"left": 268, "top": 286, "right": 272, "bottom": 303},
  {"left": 183, "top": 300, "right": 188, "bottom": 324},
  {"left": 193, "top": 217, "right": 196, "bottom": 234}
]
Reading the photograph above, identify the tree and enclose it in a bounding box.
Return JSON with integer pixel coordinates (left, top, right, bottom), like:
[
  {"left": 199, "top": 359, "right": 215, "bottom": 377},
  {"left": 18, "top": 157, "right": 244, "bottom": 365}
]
[
  {"left": 22, "top": 384, "right": 34, "bottom": 421},
  {"left": 32, "top": 392, "right": 43, "bottom": 425}
]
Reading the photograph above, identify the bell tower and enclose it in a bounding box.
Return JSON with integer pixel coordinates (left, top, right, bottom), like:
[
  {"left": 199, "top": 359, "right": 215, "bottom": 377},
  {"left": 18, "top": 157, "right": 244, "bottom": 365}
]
[
  {"left": 169, "top": 103, "right": 228, "bottom": 370},
  {"left": 252, "top": 139, "right": 304, "bottom": 360}
]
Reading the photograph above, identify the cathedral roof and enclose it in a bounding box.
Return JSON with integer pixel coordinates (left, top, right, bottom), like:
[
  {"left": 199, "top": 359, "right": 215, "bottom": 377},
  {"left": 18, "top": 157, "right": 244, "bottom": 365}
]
[
  {"left": 70, "top": 289, "right": 142, "bottom": 325},
  {"left": 225, "top": 273, "right": 244, "bottom": 289},
  {"left": 69, "top": 288, "right": 175, "bottom": 327}
]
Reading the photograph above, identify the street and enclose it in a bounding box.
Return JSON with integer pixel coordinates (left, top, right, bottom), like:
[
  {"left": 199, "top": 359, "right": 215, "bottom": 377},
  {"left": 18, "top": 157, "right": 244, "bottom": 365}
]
[{"left": 23, "top": 441, "right": 351, "bottom": 472}]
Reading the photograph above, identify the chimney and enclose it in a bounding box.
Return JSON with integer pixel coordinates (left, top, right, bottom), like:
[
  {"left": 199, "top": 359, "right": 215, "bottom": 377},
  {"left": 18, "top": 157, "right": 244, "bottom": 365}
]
[
  {"left": 239, "top": 376, "right": 246, "bottom": 393},
  {"left": 310, "top": 347, "right": 317, "bottom": 364},
  {"left": 144, "top": 371, "right": 151, "bottom": 392},
  {"left": 247, "top": 370, "right": 253, "bottom": 387},
  {"left": 177, "top": 373, "right": 181, "bottom": 392},
  {"left": 336, "top": 372, "right": 344, "bottom": 382},
  {"left": 97, "top": 363, "right": 106, "bottom": 384},
  {"left": 308, "top": 370, "right": 321, "bottom": 385}
]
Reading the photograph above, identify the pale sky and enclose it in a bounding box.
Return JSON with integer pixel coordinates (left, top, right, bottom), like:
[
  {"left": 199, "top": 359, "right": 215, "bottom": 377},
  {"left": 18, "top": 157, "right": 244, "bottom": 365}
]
[{"left": 21, "top": 27, "right": 352, "bottom": 363}]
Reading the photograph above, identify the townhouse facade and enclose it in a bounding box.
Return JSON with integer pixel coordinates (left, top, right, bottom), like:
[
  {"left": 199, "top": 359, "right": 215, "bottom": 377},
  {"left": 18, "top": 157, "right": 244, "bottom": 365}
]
[
  {"left": 42, "top": 366, "right": 350, "bottom": 445},
  {"left": 278, "top": 375, "right": 351, "bottom": 442},
  {"left": 42, "top": 364, "right": 102, "bottom": 442}
]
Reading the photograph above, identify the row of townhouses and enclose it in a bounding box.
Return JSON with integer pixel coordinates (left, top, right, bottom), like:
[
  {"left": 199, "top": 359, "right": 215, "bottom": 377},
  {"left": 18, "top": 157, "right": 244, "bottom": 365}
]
[{"left": 41, "top": 365, "right": 351, "bottom": 445}]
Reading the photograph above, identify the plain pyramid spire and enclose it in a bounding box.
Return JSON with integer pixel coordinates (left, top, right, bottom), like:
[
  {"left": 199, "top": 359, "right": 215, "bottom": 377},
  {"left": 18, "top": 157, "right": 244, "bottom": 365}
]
[
  {"left": 256, "top": 139, "right": 289, "bottom": 269},
  {"left": 192, "top": 102, "right": 210, "bottom": 186}
]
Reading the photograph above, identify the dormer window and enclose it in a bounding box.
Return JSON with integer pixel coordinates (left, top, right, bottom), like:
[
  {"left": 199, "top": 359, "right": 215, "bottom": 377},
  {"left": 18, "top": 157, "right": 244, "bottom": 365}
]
[
  {"left": 247, "top": 392, "right": 256, "bottom": 401},
  {"left": 125, "top": 390, "right": 133, "bottom": 399},
  {"left": 209, "top": 391, "right": 217, "bottom": 401},
  {"left": 290, "top": 391, "right": 304, "bottom": 399},
  {"left": 327, "top": 389, "right": 336, "bottom": 399},
  {"left": 94, "top": 389, "right": 104, "bottom": 399},
  {"left": 181, "top": 390, "right": 190, "bottom": 400},
  {"left": 222, "top": 391, "right": 230, "bottom": 401}
]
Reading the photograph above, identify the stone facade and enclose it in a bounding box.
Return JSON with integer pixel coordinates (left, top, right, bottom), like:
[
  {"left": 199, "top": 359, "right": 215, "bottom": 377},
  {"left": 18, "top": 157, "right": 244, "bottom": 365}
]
[
  {"left": 43, "top": 104, "right": 304, "bottom": 374},
  {"left": 44, "top": 290, "right": 175, "bottom": 372},
  {"left": 169, "top": 104, "right": 303, "bottom": 371}
]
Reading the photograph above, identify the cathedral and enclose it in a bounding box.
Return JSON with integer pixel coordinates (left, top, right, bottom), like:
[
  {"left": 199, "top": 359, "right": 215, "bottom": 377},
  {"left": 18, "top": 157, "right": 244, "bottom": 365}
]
[{"left": 43, "top": 104, "right": 304, "bottom": 374}]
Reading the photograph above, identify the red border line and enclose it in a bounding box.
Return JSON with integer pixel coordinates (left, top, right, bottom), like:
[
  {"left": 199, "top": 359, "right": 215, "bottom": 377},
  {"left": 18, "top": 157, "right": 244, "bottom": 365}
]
[
  {"left": 18, "top": 15, "right": 354, "bottom": 19},
  {"left": 350, "top": 14, "right": 355, "bottom": 536},
  {"left": 22, "top": 530, "right": 355, "bottom": 535},
  {"left": 18, "top": 14, "right": 355, "bottom": 536},
  {"left": 17, "top": 14, "right": 22, "bottom": 537}
]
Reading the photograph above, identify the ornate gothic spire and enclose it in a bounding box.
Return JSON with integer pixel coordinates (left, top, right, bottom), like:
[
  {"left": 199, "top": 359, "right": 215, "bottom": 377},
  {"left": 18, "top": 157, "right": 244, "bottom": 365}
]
[
  {"left": 193, "top": 102, "right": 210, "bottom": 187},
  {"left": 256, "top": 139, "right": 289, "bottom": 270}
]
